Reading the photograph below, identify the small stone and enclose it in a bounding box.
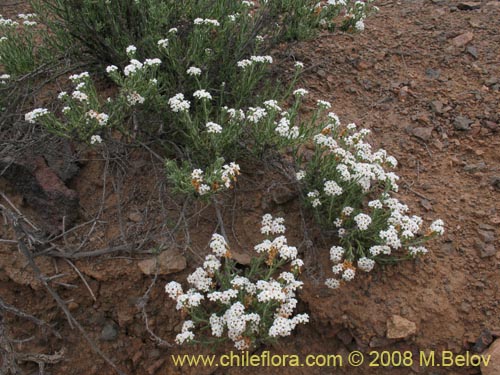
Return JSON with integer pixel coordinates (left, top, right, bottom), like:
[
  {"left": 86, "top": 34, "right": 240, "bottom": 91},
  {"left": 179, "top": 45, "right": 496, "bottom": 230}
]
[
  {"left": 460, "top": 302, "right": 471, "bottom": 313},
  {"left": 453, "top": 116, "right": 473, "bottom": 130},
  {"left": 387, "top": 315, "right": 417, "bottom": 339},
  {"left": 101, "top": 322, "right": 119, "bottom": 341},
  {"left": 457, "top": 2, "right": 481, "bottom": 10},
  {"left": 463, "top": 162, "right": 486, "bottom": 172},
  {"left": 473, "top": 329, "right": 493, "bottom": 353},
  {"left": 451, "top": 32, "right": 474, "bottom": 47},
  {"left": 477, "top": 230, "right": 495, "bottom": 243},
  {"left": 68, "top": 301, "right": 79, "bottom": 311},
  {"left": 466, "top": 45, "right": 478, "bottom": 59},
  {"left": 475, "top": 240, "right": 497, "bottom": 258},
  {"left": 137, "top": 247, "right": 187, "bottom": 276},
  {"left": 420, "top": 199, "right": 433, "bottom": 211},
  {"left": 430, "top": 100, "right": 444, "bottom": 114},
  {"left": 425, "top": 68, "right": 441, "bottom": 79},
  {"left": 412, "top": 127, "right": 433, "bottom": 141},
  {"left": 128, "top": 212, "right": 143, "bottom": 222},
  {"left": 481, "top": 339, "right": 500, "bottom": 375},
  {"left": 490, "top": 176, "right": 500, "bottom": 190},
  {"left": 337, "top": 329, "right": 353, "bottom": 345},
  {"left": 231, "top": 249, "right": 252, "bottom": 265},
  {"left": 271, "top": 186, "right": 297, "bottom": 205},
  {"left": 485, "top": 77, "right": 499, "bottom": 87},
  {"left": 370, "top": 336, "right": 392, "bottom": 348}
]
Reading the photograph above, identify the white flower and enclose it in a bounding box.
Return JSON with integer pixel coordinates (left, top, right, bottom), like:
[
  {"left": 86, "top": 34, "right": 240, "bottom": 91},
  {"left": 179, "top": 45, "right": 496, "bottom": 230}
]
[
  {"left": 329, "top": 246, "right": 344, "bottom": 263},
  {"left": 324, "top": 180, "right": 343, "bottom": 196},
  {"left": 193, "top": 89, "right": 212, "bottom": 100},
  {"left": 127, "top": 92, "right": 145, "bottom": 106},
  {"left": 296, "top": 170, "right": 306, "bottom": 181},
  {"left": 90, "top": 135, "right": 102, "bottom": 145},
  {"left": 354, "top": 213, "right": 372, "bottom": 231},
  {"left": 165, "top": 281, "right": 183, "bottom": 299},
  {"left": 187, "top": 66, "right": 202, "bottom": 76},
  {"left": 144, "top": 58, "right": 161, "bottom": 67},
  {"left": 187, "top": 267, "right": 212, "bottom": 292},
  {"left": 357, "top": 257, "right": 375, "bottom": 272},
  {"left": 263, "top": 100, "right": 281, "bottom": 111},
  {"left": 126, "top": 45, "right": 137, "bottom": 56},
  {"left": 342, "top": 268, "right": 356, "bottom": 281},
  {"left": 210, "top": 233, "right": 229, "bottom": 257},
  {"left": 157, "top": 38, "right": 169, "bottom": 49},
  {"left": 206, "top": 121, "right": 222, "bottom": 133},
  {"left": 169, "top": 27, "right": 178, "bottom": 33},
  {"left": 294, "top": 61, "right": 304, "bottom": 69},
  {"left": 194, "top": 18, "right": 220, "bottom": 26},
  {"left": 175, "top": 330, "right": 194, "bottom": 345},
  {"left": 355, "top": 20, "right": 365, "bottom": 31},
  {"left": 124, "top": 59, "right": 143, "bottom": 76},
  {"left": 342, "top": 207, "right": 354, "bottom": 216},
  {"left": 168, "top": 93, "right": 191, "bottom": 112},
  {"left": 317, "top": 100, "right": 331, "bottom": 109},
  {"left": 293, "top": 88, "right": 308, "bottom": 97},
  {"left": 325, "top": 278, "right": 340, "bottom": 289},
  {"left": 409, "top": 246, "right": 428, "bottom": 256},
  {"left": 25, "top": 108, "right": 49, "bottom": 123},
  {"left": 68, "top": 72, "right": 89, "bottom": 82},
  {"left": 429, "top": 219, "right": 444, "bottom": 235},
  {"left": 106, "top": 65, "right": 118, "bottom": 74}
]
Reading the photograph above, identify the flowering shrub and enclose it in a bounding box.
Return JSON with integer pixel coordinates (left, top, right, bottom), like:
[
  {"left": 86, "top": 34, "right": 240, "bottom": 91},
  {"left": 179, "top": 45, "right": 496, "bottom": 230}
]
[
  {"left": 34, "top": 0, "right": 374, "bottom": 99},
  {"left": 289, "top": 104, "right": 444, "bottom": 288},
  {"left": 0, "top": 14, "right": 39, "bottom": 75},
  {"left": 165, "top": 214, "right": 308, "bottom": 349}
]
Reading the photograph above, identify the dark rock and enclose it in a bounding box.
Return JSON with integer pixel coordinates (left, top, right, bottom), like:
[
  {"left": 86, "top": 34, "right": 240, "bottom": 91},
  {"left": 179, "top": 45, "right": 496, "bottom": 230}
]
[
  {"left": 473, "top": 329, "right": 493, "bottom": 353},
  {"left": 337, "top": 329, "right": 354, "bottom": 345},
  {"left": 463, "top": 162, "right": 486, "bottom": 172},
  {"left": 454, "top": 116, "right": 473, "bottom": 130},
  {"left": 271, "top": 186, "right": 298, "bottom": 205},
  {"left": 466, "top": 45, "right": 478, "bottom": 59},
  {"left": 425, "top": 68, "right": 441, "bottom": 79},
  {"left": 490, "top": 176, "right": 500, "bottom": 190},
  {"left": 0, "top": 156, "right": 79, "bottom": 233},
  {"left": 430, "top": 100, "right": 444, "bottom": 114},
  {"left": 475, "top": 240, "right": 497, "bottom": 258},
  {"left": 412, "top": 127, "right": 433, "bottom": 141},
  {"left": 457, "top": 2, "right": 481, "bottom": 10},
  {"left": 477, "top": 230, "right": 495, "bottom": 243},
  {"left": 100, "top": 322, "right": 119, "bottom": 341}
]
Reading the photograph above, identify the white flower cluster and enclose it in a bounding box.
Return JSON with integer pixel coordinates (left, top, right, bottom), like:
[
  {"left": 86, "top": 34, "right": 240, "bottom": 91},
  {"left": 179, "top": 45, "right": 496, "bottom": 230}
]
[
  {"left": 186, "top": 66, "right": 201, "bottom": 76},
  {"left": 1, "top": 74, "right": 10, "bottom": 84},
  {"left": 193, "top": 89, "right": 212, "bottom": 101},
  {"left": 165, "top": 217, "right": 308, "bottom": 350},
  {"left": 168, "top": 93, "right": 191, "bottom": 112},
  {"left": 237, "top": 55, "right": 273, "bottom": 69},
  {"left": 25, "top": 108, "right": 49, "bottom": 123},
  {"left": 126, "top": 92, "right": 145, "bottom": 106},
  {"left": 190, "top": 162, "right": 240, "bottom": 195},
  {"left": 85, "top": 110, "right": 109, "bottom": 126},
  {"left": 194, "top": 18, "right": 220, "bottom": 27}
]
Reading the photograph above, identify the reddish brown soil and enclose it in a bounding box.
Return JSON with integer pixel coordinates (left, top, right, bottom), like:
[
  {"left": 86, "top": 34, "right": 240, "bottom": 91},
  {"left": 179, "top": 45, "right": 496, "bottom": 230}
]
[{"left": 1, "top": 1, "right": 500, "bottom": 374}]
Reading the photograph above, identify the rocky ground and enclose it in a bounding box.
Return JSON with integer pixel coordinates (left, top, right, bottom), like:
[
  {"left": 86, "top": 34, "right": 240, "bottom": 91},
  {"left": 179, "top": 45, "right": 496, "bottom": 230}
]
[{"left": 0, "top": 0, "right": 499, "bottom": 374}]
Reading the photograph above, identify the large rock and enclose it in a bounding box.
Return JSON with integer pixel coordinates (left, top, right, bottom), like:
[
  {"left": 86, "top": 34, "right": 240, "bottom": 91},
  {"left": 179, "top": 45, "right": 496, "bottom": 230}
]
[
  {"left": 481, "top": 339, "right": 500, "bottom": 375},
  {"left": 137, "top": 247, "right": 187, "bottom": 275},
  {"left": 0, "top": 155, "right": 79, "bottom": 233},
  {"left": 387, "top": 315, "right": 417, "bottom": 339}
]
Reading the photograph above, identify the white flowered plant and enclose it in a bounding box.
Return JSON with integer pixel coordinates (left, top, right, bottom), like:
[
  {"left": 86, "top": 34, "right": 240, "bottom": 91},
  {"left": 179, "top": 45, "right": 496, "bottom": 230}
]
[
  {"left": 291, "top": 108, "right": 444, "bottom": 288},
  {"left": 165, "top": 214, "right": 308, "bottom": 349}
]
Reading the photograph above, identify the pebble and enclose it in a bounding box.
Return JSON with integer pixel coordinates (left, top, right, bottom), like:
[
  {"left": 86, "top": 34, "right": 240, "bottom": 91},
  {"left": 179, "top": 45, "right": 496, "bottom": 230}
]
[
  {"left": 457, "top": 2, "right": 481, "bottom": 10},
  {"left": 451, "top": 32, "right": 474, "bottom": 47},
  {"left": 453, "top": 116, "right": 473, "bottom": 130},
  {"left": 386, "top": 315, "right": 417, "bottom": 339},
  {"left": 412, "top": 127, "right": 433, "bottom": 141},
  {"left": 100, "top": 322, "right": 119, "bottom": 341}
]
